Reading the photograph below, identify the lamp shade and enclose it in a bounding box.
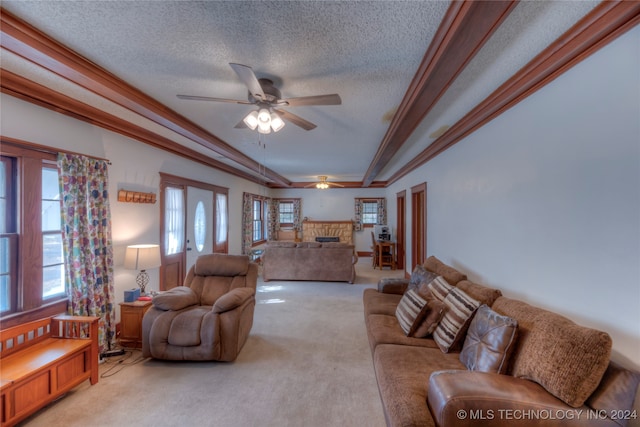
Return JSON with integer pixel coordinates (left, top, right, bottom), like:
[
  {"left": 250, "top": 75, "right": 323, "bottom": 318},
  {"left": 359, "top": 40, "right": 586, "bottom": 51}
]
[
  {"left": 243, "top": 111, "right": 259, "bottom": 130},
  {"left": 270, "top": 112, "right": 285, "bottom": 132},
  {"left": 124, "top": 244, "right": 161, "bottom": 271}
]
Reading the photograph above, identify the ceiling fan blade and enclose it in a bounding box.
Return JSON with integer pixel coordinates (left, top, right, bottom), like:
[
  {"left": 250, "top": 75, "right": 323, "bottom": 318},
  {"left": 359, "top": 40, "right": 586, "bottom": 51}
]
[
  {"left": 234, "top": 118, "right": 248, "bottom": 129},
  {"left": 273, "top": 108, "right": 317, "bottom": 131},
  {"left": 229, "top": 63, "right": 266, "bottom": 102},
  {"left": 177, "top": 94, "right": 253, "bottom": 104},
  {"left": 281, "top": 94, "right": 342, "bottom": 107},
  {"left": 328, "top": 182, "right": 345, "bottom": 188}
]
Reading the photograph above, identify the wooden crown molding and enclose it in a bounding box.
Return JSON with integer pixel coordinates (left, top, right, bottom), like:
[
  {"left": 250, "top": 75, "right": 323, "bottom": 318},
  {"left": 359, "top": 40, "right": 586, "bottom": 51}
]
[
  {"left": 0, "top": 8, "right": 291, "bottom": 187},
  {"left": 362, "top": 0, "right": 518, "bottom": 187},
  {"left": 386, "top": 1, "right": 640, "bottom": 185},
  {"left": 0, "top": 69, "right": 266, "bottom": 185}
]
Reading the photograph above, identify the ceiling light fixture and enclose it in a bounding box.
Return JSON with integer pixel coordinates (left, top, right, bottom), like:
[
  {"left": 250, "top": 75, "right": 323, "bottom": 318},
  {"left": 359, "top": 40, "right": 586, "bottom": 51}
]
[{"left": 243, "top": 106, "right": 285, "bottom": 134}]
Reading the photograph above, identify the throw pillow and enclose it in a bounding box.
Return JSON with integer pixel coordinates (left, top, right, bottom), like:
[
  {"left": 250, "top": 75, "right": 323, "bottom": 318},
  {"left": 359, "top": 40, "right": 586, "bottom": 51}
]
[
  {"left": 413, "top": 299, "right": 447, "bottom": 338},
  {"left": 433, "top": 287, "right": 481, "bottom": 353},
  {"left": 459, "top": 304, "right": 518, "bottom": 373},
  {"left": 426, "top": 276, "right": 453, "bottom": 302},
  {"left": 395, "top": 288, "right": 430, "bottom": 336},
  {"left": 407, "top": 264, "right": 439, "bottom": 293}
]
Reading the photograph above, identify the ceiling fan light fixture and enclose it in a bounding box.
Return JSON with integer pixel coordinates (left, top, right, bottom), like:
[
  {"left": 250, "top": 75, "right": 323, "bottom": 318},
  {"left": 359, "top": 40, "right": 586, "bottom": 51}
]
[
  {"left": 316, "top": 182, "right": 329, "bottom": 189},
  {"left": 257, "top": 121, "right": 272, "bottom": 134},
  {"left": 243, "top": 111, "right": 259, "bottom": 130},
  {"left": 270, "top": 112, "right": 285, "bottom": 132},
  {"left": 257, "top": 108, "right": 271, "bottom": 124}
]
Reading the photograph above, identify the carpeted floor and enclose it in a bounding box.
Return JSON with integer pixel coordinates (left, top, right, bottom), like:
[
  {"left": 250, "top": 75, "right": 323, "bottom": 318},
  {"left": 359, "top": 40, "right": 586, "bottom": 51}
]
[{"left": 21, "top": 258, "right": 403, "bottom": 427}]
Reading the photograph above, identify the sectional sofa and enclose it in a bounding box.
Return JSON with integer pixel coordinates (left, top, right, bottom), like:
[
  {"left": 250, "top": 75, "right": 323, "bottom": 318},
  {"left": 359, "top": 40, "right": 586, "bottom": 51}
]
[
  {"left": 262, "top": 241, "right": 358, "bottom": 283},
  {"left": 363, "top": 256, "right": 639, "bottom": 427}
]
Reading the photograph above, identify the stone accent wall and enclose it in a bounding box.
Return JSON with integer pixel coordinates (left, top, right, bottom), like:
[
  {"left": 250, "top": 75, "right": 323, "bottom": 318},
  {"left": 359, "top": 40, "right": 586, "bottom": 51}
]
[{"left": 302, "top": 220, "right": 353, "bottom": 245}]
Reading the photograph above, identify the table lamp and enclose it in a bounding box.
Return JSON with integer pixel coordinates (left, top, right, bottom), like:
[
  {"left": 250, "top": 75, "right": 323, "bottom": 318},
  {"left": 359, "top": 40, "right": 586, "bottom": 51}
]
[{"left": 124, "top": 244, "right": 161, "bottom": 296}]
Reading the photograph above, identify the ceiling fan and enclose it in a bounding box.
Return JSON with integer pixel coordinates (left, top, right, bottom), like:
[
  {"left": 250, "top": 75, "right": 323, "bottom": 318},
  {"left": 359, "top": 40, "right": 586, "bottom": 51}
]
[
  {"left": 177, "top": 63, "right": 341, "bottom": 133},
  {"left": 304, "top": 176, "right": 344, "bottom": 189}
]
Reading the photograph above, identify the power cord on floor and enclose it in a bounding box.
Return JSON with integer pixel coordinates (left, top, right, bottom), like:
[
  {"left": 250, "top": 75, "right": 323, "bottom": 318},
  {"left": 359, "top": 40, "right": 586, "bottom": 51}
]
[{"left": 100, "top": 348, "right": 147, "bottom": 378}]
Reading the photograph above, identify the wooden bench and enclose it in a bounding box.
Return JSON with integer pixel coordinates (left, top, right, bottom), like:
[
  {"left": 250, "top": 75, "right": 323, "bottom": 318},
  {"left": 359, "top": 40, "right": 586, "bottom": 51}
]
[{"left": 0, "top": 315, "right": 99, "bottom": 426}]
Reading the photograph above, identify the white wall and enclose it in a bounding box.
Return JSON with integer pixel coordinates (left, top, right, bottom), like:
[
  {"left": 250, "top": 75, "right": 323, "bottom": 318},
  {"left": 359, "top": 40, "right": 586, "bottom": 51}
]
[
  {"left": 1, "top": 96, "right": 266, "bottom": 320},
  {"left": 271, "top": 187, "right": 386, "bottom": 252},
  {"left": 387, "top": 26, "right": 640, "bottom": 375}
]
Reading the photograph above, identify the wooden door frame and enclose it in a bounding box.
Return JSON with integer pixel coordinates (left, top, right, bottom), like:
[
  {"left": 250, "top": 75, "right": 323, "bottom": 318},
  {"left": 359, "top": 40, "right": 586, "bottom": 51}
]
[
  {"left": 396, "top": 190, "right": 406, "bottom": 273},
  {"left": 159, "top": 173, "right": 229, "bottom": 290},
  {"left": 411, "top": 183, "right": 427, "bottom": 271}
]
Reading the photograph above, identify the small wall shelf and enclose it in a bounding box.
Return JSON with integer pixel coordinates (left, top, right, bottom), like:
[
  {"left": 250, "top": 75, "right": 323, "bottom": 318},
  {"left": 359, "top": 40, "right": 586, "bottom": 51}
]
[{"left": 117, "top": 189, "right": 156, "bottom": 204}]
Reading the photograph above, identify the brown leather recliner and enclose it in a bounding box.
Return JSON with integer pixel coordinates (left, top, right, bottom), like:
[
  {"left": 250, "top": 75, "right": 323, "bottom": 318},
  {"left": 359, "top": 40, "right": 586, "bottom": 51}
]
[{"left": 142, "top": 254, "right": 258, "bottom": 361}]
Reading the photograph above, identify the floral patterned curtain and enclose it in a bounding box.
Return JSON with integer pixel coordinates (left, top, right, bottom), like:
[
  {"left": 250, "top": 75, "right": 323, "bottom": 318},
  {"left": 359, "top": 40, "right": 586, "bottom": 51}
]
[
  {"left": 58, "top": 153, "right": 115, "bottom": 353},
  {"left": 293, "top": 199, "right": 302, "bottom": 232},
  {"left": 267, "top": 199, "right": 277, "bottom": 241},
  {"left": 241, "top": 192, "right": 254, "bottom": 255}
]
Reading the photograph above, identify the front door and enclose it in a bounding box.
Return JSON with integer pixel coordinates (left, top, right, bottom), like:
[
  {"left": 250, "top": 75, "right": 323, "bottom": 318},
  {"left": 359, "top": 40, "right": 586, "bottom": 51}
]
[{"left": 186, "top": 186, "right": 214, "bottom": 271}]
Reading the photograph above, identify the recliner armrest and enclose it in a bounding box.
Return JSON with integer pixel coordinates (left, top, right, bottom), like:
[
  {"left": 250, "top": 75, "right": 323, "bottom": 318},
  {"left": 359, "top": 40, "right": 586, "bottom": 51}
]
[
  {"left": 213, "top": 287, "right": 255, "bottom": 313},
  {"left": 428, "top": 370, "right": 603, "bottom": 426},
  {"left": 152, "top": 286, "right": 199, "bottom": 311}
]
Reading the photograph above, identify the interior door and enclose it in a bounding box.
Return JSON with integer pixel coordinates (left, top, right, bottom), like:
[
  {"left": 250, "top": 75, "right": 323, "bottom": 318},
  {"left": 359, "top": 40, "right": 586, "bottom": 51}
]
[
  {"left": 186, "top": 186, "right": 214, "bottom": 271},
  {"left": 411, "top": 183, "right": 427, "bottom": 270},
  {"left": 396, "top": 190, "right": 406, "bottom": 272}
]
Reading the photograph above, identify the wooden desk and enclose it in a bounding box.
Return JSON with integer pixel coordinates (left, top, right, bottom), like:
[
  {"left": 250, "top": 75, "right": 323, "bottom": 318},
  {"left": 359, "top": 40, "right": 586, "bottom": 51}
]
[{"left": 376, "top": 240, "right": 396, "bottom": 270}]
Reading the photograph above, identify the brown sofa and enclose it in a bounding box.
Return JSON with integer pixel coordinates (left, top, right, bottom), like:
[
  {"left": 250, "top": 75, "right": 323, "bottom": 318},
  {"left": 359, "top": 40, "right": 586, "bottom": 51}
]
[
  {"left": 262, "top": 241, "right": 358, "bottom": 283},
  {"left": 142, "top": 253, "right": 257, "bottom": 361},
  {"left": 364, "top": 256, "right": 640, "bottom": 427}
]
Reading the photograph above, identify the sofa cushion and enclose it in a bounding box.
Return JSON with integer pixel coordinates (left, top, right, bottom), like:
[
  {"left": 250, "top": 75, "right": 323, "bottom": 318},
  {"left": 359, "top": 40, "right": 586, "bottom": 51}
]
[
  {"left": 455, "top": 280, "right": 502, "bottom": 307},
  {"left": 406, "top": 264, "right": 438, "bottom": 293},
  {"left": 425, "top": 276, "right": 453, "bottom": 302},
  {"left": 373, "top": 344, "right": 465, "bottom": 427},
  {"left": 395, "top": 288, "right": 430, "bottom": 336},
  {"left": 167, "top": 306, "right": 209, "bottom": 346},
  {"left": 366, "top": 314, "right": 440, "bottom": 351},
  {"left": 459, "top": 304, "right": 518, "bottom": 374},
  {"left": 152, "top": 286, "right": 199, "bottom": 311},
  {"left": 492, "top": 297, "right": 613, "bottom": 408},
  {"left": 413, "top": 299, "right": 447, "bottom": 338},
  {"left": 433, "top": 287, "right": 481, "bottom": 353},
  {"left": 423, "top": 256, "right": 467, "bottom": 285},
  {"left": 586, "top": 362, "right": 640, "bottom": 426},
  {"left": 363, "top": 288, "right": 403, "bottom": 317}
]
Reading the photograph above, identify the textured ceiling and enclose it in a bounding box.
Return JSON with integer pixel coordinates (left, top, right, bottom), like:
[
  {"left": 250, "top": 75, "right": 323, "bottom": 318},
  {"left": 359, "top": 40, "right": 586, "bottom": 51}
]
[{"left": 1, "top": 1, "right": 598, "bottom": 185}]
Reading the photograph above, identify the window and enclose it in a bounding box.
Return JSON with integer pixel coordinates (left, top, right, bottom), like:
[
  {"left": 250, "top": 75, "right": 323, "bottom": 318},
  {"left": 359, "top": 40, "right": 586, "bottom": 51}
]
[
  {"left": 164, "top": 186, "right": 185, "bottom": 256},
  {"left": 1, "top": 142, "right": 68, "bottom": 325},
  {"left": 355, "top": 197, "right": 386, "bottom": 231},
  {"left": 0, "top": 155, "right": 16, "bottom": 314},
  {"left": 194, "top": 201, "right": 206, "bottom": 252},
  {"left": 361, "top": 201, "right": 379, "bottom": 225},
  {"left": 41, "top": 166, "right": 64, "bottom": 299},
  {"left": 215, "top": 193, "right": 228, "bottom": 249},
  {"left": 278, "top": 201, "right": 294, "bottom": 226},
  {"left": 252, "top": 199, "right": 266, "bottom": 243}
]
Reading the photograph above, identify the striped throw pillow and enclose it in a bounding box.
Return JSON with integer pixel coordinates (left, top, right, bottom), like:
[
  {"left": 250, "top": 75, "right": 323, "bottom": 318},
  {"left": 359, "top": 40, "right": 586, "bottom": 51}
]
[
  {"left": 395, "top": 288, "right": 429, "bottom": 336},
  {"left": 426, "top": 276, "right": 453, "bottom": 302},
  {"left": 433, "top": 287, "right": 481, "bottom": 353}
]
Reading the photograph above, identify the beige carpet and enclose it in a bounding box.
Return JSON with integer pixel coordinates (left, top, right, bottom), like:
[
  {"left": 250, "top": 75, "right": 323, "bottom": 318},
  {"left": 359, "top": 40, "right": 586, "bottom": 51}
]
[{"left": 21, "top": 259, "right": 403, "bottom": 427}]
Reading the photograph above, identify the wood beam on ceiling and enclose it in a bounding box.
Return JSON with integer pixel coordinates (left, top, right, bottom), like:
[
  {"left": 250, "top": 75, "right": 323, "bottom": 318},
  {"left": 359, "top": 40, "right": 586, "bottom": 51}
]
[
  {"left": 0, "top": 69, "right": 268, "bottom": 185},
  {"left": 386, "top": 0, "right": 640, "bottom": 185},
  {"left": 0, "top": 8, "right": 292, "bottom": 188},
  {"left": 362, "top": 0, "right": 518, "bottom": 187}
]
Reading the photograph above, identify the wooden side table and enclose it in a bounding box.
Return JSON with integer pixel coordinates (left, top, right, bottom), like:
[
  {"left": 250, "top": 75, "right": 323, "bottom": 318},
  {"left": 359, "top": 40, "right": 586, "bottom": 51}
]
[
  {"left": 119, "top": 300, "right": 152, "bottom": 348},
  {"left": 376, "top": 240, "right": 396, "bottom": 270}
]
